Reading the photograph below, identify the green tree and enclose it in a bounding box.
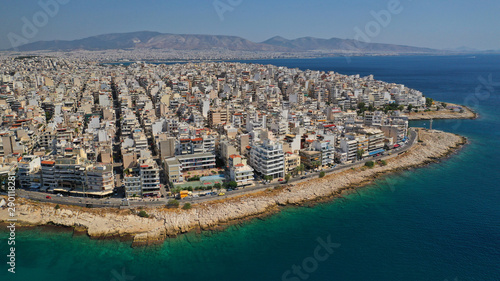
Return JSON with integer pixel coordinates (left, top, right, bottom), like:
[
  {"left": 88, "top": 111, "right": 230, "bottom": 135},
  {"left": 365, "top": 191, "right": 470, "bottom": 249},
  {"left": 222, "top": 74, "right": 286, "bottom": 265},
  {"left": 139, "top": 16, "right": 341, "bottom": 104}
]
[
  {"left": 380, "top": 160, "right": 387, "bottom": 166},
  {"left": 368, "top": 104, "right": 375, "bottom": 112},
  {"left": 311, "top": 161, "right": 321, "bottom": 169},
  {"left": 167, "top": 199, "right": 180, "bottom": 208},
  {"left": 285, "top": 173, "right": 291, "bottom": 182},
  {"left": 426, "top": 97, "right": 434, "bottom": 107},
  {"left": 263, "top": 175, "right": 273, "bottom": 182},
  {"left": 356, "top": 149, "right": 365, "bottom": 160},
  {"left": 365, "top": 161, "right": 375, "bottom": 168},
  {"left": 182, "top": 203, "right": 192, "bottom": 210},
  {"left": 319, "top": 171, "right": 326, "bottom": 178},
  {"left": 55, "top": 204, "right": 60, "bottom": 210},
  {"left": 357, "top": 102, "right": 366, "bottom": 110},
  {"left": 138, "top": 210, "right": 149, "bottom": 218},
  {"left": 407, "top": 104, "right": 413, "bottom": 111},
  {"left": 298, "top": 164, "right": 305, "bottom": 175},
  {"left": 228, "top": 181, "right": 238, "bottom": 188}
]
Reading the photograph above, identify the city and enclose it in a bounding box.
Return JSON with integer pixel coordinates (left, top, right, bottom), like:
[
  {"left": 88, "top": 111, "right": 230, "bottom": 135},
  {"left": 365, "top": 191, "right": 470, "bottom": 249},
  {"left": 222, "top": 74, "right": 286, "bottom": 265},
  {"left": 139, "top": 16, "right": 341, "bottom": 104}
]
[{"left": 0, "top": 56, "right": 453, "bottom": 207}]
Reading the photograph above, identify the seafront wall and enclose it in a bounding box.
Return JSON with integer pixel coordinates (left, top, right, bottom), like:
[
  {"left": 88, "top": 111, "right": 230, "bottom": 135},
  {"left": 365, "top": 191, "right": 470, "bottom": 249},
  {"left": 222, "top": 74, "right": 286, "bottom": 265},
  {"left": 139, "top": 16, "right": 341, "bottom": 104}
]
[{"left": 0, "top": 129, "right": 466, "bottom": 246}]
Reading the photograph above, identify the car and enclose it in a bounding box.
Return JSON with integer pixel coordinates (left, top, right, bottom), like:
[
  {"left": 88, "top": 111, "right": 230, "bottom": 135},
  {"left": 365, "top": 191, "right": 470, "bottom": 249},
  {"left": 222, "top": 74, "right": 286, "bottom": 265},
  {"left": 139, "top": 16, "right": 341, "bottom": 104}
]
[
  {"left": 56, "top": 193, "right": 63, "bottom": 197},
  {"left": 200, "top": 193, "right": 206, "bottom": 197},
  {"left": 227, "top": 188, "right": 233, "bottom": 192},
  {"left": 278, "top": 178, "right": 284, "bottom": 182},
  {"left": 104, "top": 201, "right": 111, "bottom": 204},
  {"left": 192, "top": 194, "right": 199, "bottom": 198},
  {"left": 46, "top": 196, "right": 51, "bottom": 199},
  {"left": 218, "top": 192, "right": 225, "bottom": 196},
  {"left": 301, "top": 176, "right": 307, "bottom": 179}
]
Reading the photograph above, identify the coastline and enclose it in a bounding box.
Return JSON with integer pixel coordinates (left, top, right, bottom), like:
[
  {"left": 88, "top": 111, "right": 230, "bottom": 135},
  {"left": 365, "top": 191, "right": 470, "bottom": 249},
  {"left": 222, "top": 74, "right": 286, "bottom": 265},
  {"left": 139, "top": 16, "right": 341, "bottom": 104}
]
[{"left": 0, "top": 129, "right": 467, "bottom": 246}]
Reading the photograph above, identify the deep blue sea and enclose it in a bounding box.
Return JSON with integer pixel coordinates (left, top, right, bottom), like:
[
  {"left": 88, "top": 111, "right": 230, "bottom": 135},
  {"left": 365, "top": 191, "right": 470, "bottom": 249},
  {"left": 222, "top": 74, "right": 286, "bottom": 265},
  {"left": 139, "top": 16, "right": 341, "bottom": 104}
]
[{"left": 2, "top": 55, "right": 500, "bottom": 281}]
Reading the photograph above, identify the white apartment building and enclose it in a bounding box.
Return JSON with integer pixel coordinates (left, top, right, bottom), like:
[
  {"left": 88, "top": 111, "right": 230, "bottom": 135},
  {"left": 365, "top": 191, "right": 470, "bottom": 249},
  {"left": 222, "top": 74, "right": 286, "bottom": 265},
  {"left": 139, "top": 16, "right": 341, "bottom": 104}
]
[{"left": 250, "top": 140, "right": 285, "bottom": 179}]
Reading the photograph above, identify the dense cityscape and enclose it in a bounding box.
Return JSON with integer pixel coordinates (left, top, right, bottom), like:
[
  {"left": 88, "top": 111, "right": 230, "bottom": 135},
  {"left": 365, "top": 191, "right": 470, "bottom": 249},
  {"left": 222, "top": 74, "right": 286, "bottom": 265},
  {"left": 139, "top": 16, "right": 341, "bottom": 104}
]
[{"left": 0, "top": 55, "right": 447, "bottom": 204}]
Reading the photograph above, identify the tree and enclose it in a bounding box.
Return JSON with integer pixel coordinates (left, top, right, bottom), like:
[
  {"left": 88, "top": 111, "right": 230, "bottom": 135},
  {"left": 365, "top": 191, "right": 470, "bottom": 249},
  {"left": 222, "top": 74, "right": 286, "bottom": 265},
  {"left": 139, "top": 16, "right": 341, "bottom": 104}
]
[
  {"left": 356, "top": 149, "right": 365, "bottom": 160},
  {"left": 426, "top": 97, "right": 434, "bottom": 108},
  {"left": 285, "top": 174, "right": 291, "bottom": 182},
  {"left": 441, "top": 102, "right": 447, "bottom": 108},
  {"left": 365, "top": 161, "right": 375, "bottom": 168},
  {"left": 380, "top": 160, "right": 387, "bottom": 166},
  {"left": 228, "top": 181, "right": 238, "bottom": 188},
  {"left": 55, "top": 204, "right": 60, "bottom": 210},
  {"left": 138, "top": 210, "right": 149, "bottom": 218},
  {"left": 213, "top": 183, "right": 222, "bottom": 190},
  {"left": 368, "top": 104, "right": 375, "bottom": 112},
  {"left": 167, "top": 199, "right": 179, "bottom": 208},
  {"left": 298, "top": 164, "right": 305, "bottom": 175},
  {"left": 357, "top": 102, "right": 366, "bottom": 110},
  {"left": 182, "top": 203, "right": 192, "bottom": 210},
  {"left": 263, "top": 175, "right": 273, "bottom": 182},
  {"left": 407, "top": 104, "right": 413, "bottom": 111},
  {"left": 319, "top": 171, "right": 326, "bottom": 178}
]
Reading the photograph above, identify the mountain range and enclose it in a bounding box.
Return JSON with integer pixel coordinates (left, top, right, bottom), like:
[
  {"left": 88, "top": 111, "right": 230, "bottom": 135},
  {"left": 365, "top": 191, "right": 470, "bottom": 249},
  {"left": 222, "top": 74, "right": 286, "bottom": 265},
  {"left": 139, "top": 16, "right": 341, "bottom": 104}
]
[{"left": 9, "top": 31, "right": 439, "bottom": 54}]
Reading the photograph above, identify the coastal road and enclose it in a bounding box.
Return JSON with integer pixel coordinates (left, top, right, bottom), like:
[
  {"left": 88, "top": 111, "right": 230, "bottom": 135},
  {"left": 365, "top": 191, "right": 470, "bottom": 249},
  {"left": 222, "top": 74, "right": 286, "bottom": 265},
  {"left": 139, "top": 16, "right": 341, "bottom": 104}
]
[{"left": 12, "top": 129, "right": 417, "bottom": 208}]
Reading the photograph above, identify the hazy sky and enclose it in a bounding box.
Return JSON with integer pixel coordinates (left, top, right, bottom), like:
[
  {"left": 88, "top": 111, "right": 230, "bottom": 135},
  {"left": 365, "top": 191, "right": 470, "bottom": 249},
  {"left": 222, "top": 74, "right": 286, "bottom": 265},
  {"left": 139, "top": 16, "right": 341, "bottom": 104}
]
[{"left": 1, "top": 0, "right": 499, "bottom": 50}]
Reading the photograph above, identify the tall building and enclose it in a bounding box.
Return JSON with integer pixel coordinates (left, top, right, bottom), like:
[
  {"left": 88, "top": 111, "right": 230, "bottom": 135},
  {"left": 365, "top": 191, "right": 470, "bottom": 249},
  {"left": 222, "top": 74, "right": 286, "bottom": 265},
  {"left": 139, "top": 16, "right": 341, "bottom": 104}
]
[
  {"left": 250, "top": 140, "right": 285, "bottom": 179},
  {"left": 139, "top": 158, "right": 161, "bottom": 197}
]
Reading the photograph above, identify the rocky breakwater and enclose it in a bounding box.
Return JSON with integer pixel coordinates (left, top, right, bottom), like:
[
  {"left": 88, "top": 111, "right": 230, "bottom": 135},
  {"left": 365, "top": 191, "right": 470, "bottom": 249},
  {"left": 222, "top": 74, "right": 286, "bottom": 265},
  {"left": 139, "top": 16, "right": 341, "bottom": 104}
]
[{"left": 0, "top": 129, "right": 466, "bottom": 246}]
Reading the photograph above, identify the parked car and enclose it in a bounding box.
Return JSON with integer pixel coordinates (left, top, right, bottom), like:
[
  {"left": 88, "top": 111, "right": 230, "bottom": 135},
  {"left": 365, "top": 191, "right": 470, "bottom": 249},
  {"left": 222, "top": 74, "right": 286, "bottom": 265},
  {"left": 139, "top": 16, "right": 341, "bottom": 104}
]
[
  {"left": 46, "top": 196, "right": 51, "bottom": 199},
  {"left": 301, "top": 176, "right": 307, "bottom": 179},
  {"left": 56, "top": 193, "right": 63, "bottom": 197},
  {"left": 218, "top": 192, "right": 225, "bottom": 196},
  {"left": 278, "top": 178, "right": 284, "bottom": 182}
]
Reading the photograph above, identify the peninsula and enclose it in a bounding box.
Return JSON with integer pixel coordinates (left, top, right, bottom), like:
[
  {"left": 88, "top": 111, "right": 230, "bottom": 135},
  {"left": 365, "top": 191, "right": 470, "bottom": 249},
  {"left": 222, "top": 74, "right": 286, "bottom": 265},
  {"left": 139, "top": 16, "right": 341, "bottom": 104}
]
[{"left": 0, "top": 55, "right": 473, "bottom": 245}]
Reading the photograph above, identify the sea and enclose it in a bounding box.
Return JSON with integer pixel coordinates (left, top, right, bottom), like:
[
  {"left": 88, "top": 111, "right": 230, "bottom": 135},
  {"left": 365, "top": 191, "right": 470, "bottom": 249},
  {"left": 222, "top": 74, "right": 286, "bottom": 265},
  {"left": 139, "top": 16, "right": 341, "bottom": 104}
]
[{"left": 2, "top": 55, "right": 499, "bottom": 281}]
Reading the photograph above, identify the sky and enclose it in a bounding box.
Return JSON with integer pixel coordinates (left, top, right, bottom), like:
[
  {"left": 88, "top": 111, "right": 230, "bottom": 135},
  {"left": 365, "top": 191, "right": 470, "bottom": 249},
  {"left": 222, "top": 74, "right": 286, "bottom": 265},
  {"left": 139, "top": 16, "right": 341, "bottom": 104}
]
[{"left": 1, "top": 0, "right": 499, "bottom": 51}]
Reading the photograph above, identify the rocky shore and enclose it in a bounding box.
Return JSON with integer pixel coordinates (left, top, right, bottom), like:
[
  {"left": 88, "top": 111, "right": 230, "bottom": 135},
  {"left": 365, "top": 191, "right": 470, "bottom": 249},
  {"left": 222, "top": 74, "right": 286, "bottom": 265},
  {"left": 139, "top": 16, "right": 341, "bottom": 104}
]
[
  {"left": 0, "top": 129, "right": 467, "bottom": 246},
  {"left": 407, "top": 103, "right": 477, "bottom": 120}
]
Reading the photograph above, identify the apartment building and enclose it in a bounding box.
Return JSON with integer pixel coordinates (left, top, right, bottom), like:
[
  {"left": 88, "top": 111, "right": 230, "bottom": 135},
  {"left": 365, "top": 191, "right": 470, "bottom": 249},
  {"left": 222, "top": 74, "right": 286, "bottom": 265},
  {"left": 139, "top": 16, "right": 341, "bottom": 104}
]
[{"left": 250, "top": 140, "right": 285, "bottom": 179}]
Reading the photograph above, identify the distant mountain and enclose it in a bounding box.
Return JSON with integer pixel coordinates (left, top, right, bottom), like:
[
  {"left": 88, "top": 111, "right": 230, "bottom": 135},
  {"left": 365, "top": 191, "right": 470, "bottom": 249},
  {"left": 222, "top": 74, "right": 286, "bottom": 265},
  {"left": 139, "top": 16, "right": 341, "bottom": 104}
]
[
  {"left": 444, "top": 46, "right": 482, "bottom": 52},
  {"left": 262, "top": 36, "right": 437, "bottom": 53},
  {"left": 9, "top": 31, "right": 439, "bottom": 54}
]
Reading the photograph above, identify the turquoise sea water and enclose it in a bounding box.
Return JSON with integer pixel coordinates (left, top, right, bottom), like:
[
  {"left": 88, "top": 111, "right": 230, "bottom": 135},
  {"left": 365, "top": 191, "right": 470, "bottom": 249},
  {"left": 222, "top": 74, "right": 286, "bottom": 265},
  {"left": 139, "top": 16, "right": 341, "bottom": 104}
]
[{"left": 2, "top": 55, "right": 500, "bottom": 281}]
